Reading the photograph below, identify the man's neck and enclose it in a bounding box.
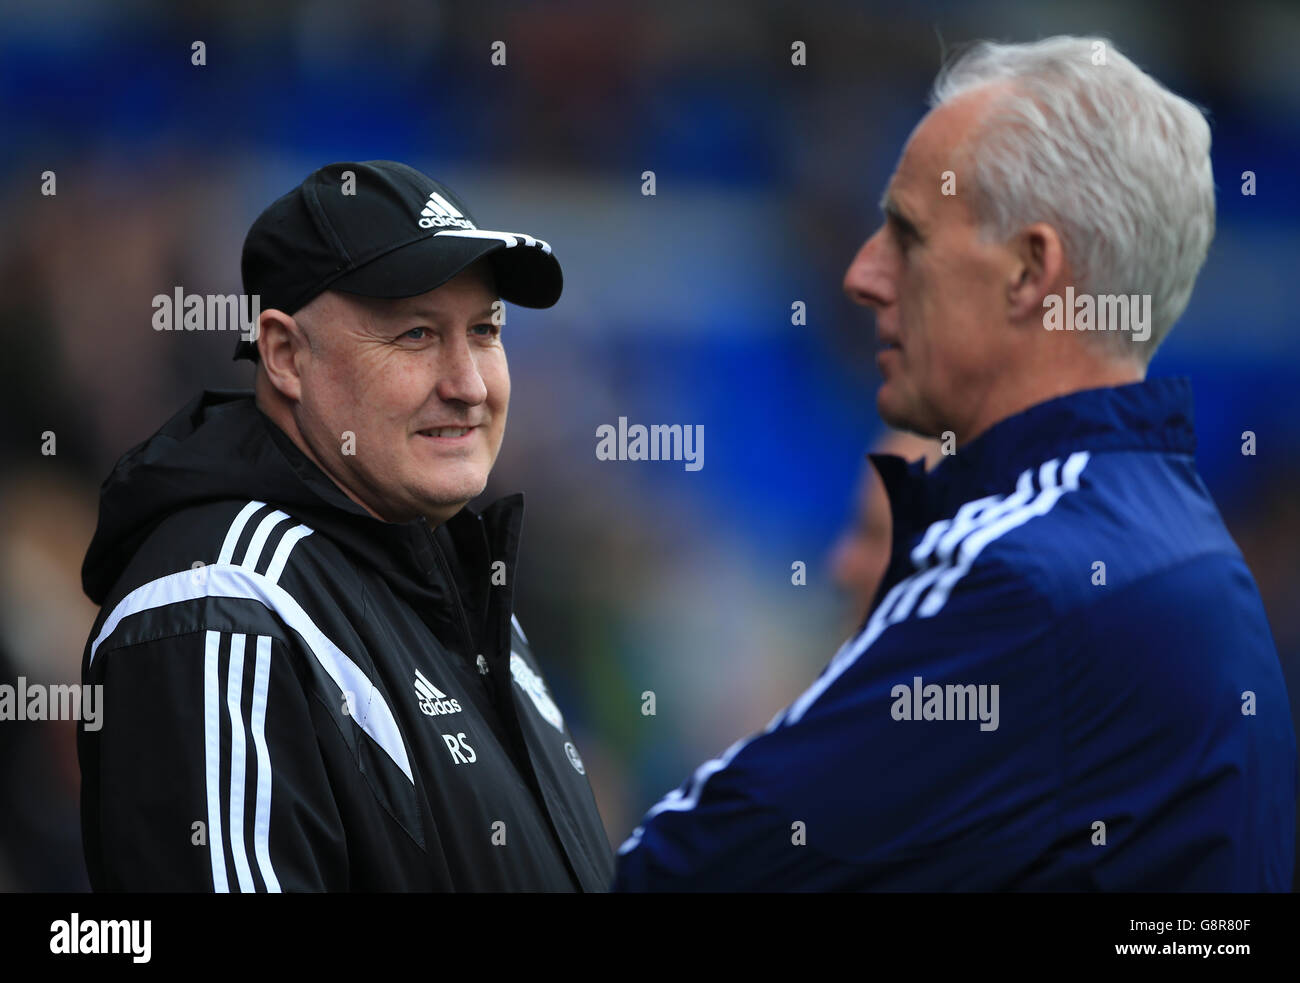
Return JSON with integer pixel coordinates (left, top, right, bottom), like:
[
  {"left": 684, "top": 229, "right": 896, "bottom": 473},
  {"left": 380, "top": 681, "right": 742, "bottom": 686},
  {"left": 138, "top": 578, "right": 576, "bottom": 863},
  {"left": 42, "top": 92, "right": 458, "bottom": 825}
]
[
  {"left": 253, "top": 386, "right": 389, "bottom": 522},
  {"left": 956, "top": 352, "right": 1144, "bottom": 449}
]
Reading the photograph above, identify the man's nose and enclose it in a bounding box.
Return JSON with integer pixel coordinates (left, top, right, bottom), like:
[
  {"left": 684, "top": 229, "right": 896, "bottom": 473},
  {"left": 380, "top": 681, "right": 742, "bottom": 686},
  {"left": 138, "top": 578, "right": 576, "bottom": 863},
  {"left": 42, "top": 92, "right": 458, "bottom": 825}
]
[
  {"left": 435, "top": 336, "right": 489, "bottom": 406},
  {"left": 842, "top": 227, "right": 894, "bottom": 310}
]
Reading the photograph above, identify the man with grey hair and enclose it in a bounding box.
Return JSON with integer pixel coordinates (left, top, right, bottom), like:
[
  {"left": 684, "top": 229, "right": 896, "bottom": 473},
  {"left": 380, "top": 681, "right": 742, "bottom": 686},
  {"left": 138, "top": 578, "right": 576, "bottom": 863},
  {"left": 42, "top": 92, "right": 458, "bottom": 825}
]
[{"left": 614, "top": 37, "right": 1295, "bottom": 891}]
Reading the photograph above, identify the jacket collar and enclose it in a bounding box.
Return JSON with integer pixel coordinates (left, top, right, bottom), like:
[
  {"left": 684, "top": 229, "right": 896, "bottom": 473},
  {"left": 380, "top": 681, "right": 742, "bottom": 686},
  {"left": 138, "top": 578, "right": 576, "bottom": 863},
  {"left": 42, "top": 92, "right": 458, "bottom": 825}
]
[
  {"left": 871, "top": 377, "right": 1195, "bottom": 524},
  {"left": 866, "top": 378, "right": 1196, "bottom": 613}
]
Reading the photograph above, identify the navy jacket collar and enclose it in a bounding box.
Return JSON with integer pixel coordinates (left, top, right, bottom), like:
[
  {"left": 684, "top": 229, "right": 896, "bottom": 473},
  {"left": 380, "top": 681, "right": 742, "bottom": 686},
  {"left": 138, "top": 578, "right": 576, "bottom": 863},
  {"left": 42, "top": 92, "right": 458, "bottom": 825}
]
[
  {"left": 866, "top": 377, "right": 1197, "bottom": 617},
  {"left": 871, "top": 377, "right": 1195, "bottom": 518}
]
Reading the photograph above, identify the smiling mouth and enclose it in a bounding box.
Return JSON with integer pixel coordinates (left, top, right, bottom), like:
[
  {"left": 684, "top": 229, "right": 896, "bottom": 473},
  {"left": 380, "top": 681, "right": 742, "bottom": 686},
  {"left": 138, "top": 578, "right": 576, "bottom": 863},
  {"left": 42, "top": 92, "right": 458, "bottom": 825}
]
[{"left": 417, "top": 427, "right": 475, "bottom": 438}]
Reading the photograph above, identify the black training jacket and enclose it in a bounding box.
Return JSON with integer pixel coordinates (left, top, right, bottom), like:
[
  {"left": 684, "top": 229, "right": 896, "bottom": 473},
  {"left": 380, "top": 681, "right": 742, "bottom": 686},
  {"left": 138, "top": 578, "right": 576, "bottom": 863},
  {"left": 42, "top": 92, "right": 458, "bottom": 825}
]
[{"left": 77, "top": 389, "right": 614, "bottom": 891}]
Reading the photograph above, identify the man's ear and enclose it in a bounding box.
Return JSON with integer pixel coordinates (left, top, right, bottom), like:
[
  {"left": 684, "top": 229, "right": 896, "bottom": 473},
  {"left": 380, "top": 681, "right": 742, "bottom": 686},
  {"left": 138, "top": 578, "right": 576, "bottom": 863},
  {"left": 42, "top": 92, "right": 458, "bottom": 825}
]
[
  {"left": 1006, "top": 222, "right": 1067, "bottom": 323},
  {"left": 257, "top": 308, "right": 307, "bottom": 402}
]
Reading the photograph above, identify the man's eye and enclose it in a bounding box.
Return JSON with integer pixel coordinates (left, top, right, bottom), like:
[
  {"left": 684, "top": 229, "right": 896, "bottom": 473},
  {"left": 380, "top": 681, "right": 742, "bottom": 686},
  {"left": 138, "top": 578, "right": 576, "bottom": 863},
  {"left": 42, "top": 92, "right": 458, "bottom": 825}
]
[
  {"left": 471, "top": 323, "right": 500, "bottom": 338},
  {"left": 402, "top": 327, "right": 427, "bottom": 341}
]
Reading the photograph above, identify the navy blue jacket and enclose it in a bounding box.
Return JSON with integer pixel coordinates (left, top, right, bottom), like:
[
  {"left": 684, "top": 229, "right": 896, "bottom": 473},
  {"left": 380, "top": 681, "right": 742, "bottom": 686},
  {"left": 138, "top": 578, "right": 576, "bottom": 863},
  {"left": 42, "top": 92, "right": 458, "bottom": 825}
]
[{"left": 614, "top": 378, "right": 1296, "bottom": 891}]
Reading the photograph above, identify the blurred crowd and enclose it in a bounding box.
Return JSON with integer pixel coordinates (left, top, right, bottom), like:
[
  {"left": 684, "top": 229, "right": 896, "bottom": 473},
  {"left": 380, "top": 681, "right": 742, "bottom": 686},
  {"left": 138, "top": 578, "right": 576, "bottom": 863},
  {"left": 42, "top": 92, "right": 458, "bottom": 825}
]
[{"left": 1, "top": 0, "right": 1298, "bottom": 889}]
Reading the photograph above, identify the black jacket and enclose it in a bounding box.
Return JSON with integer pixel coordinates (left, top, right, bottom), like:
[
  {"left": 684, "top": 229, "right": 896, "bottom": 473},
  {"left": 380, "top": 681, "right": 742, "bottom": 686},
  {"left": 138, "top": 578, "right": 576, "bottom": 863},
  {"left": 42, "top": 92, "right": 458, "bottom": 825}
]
[{"left": 78, "top": 389, "right": 614, "bottom": 891}]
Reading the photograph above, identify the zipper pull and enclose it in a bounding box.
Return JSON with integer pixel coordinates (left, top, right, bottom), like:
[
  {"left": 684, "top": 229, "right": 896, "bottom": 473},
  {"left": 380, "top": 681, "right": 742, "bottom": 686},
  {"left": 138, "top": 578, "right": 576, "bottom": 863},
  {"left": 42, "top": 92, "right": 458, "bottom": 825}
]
[{"left": 476, "top": 654, "right": 490, "bottom": 676}]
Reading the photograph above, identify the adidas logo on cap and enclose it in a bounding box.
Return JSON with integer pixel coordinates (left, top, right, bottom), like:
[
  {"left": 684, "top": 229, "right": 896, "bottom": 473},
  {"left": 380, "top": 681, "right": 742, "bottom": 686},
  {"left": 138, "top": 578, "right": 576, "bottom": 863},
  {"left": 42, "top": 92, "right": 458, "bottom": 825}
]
[{"left": 418, "top": 190, "right": 475, "bottom": 230}]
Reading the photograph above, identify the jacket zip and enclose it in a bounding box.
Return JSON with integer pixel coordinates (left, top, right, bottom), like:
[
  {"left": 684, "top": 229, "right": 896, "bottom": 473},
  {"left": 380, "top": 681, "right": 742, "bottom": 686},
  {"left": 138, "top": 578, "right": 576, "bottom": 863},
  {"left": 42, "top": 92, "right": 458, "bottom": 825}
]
[
  {"left": 422, "top": 520, "right": 585, "bottom": 889},
  {"left": 423, "top": 522, "right": 479, "bottom": 660},
  {"left": 424, "top": 521, "right": 517, "bottom": 720}
]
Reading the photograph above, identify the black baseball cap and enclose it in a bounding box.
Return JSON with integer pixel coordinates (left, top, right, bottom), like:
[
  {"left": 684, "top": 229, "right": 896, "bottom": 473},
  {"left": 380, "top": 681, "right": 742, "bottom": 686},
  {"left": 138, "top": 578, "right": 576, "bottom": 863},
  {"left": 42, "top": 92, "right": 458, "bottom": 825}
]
[{"left": 234, "top": 160, "right": 563, "bottom": 361}]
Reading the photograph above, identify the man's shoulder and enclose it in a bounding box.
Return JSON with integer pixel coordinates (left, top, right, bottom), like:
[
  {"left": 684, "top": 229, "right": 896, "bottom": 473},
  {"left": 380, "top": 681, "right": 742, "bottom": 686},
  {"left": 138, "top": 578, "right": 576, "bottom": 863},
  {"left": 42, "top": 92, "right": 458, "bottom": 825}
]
[
  {"left": 870, "top": 443, "right": 1277, "bottom": 697},
  {"left": 97, "top": 498, "right": 351, "bottom": 625},
  {"left": 85, "top": 496, "right": 370, "bottom": 684},
  {"left": 967, "top": 446, "right": 1244, "bottom": 615}
]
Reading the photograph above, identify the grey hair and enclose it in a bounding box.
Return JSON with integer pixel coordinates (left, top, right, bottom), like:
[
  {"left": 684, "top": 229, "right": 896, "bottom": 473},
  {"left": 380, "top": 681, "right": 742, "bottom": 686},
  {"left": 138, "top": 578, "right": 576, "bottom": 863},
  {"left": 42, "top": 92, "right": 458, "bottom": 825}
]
[{"left": 930, "top": 36, "right": 1215, "bottom": 363}]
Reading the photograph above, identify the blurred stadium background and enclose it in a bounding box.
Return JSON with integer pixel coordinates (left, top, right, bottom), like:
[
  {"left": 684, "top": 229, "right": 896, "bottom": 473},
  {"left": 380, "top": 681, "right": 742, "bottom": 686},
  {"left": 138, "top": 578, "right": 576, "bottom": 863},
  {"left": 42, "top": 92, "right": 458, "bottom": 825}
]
[{"left": 1, "top": 0, "right": 1298, "bottom": 890}]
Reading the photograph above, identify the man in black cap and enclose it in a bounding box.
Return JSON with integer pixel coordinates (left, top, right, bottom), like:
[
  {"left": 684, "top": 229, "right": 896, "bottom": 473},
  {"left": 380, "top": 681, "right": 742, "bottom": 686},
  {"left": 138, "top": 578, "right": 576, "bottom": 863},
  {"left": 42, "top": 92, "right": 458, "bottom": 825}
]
[{"left": 78, "top": 161, "right": 614, "bottom": 891}]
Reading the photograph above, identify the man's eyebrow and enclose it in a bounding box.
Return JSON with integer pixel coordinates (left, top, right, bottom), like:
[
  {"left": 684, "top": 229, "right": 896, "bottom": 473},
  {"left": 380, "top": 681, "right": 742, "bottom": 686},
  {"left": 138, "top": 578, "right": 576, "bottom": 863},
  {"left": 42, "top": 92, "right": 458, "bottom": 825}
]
[{"left": 879, "top": 192, "right": 922, "bottom": 238}]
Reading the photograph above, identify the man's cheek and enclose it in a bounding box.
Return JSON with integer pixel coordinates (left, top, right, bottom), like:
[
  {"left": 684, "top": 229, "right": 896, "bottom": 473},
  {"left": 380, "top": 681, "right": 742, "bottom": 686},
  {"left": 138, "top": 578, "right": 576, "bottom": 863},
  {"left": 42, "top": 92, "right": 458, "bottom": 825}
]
[{"left": 489, "top": 360, "right": 510, "bottom": 409}]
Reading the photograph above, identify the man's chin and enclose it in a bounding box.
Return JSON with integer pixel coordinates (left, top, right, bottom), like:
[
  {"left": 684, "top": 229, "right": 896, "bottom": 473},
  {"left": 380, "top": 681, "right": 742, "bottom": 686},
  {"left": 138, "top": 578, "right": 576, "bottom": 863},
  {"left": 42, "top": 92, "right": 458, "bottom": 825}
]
[
  {"left": 416, "top": 478, "right": 488, "bottom": 519},
  {"left": 876, "top": 385, "right": 912, "bottom": 432},
  {"left": 876, "top": 386, "right": 939, "bottom": 440}
]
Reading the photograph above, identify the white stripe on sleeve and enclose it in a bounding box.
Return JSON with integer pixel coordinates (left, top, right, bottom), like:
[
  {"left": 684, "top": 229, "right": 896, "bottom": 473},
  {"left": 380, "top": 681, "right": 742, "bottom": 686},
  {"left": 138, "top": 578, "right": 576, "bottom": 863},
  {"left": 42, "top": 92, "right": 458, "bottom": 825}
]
[
  {"left": 241, "top": 510, "right": 289, "bottom": 570},
  {"left": 249, "top": 634, "right": 281, "bottom": 892},
  {"left": 225, "top": 632, "right": 255, "bottom": 892},
  {"left": 218, "top": 501, "right": 266, "bottom": 566},
  {"left": 204, "top": 630, "right": 230, "bottom": 892}
]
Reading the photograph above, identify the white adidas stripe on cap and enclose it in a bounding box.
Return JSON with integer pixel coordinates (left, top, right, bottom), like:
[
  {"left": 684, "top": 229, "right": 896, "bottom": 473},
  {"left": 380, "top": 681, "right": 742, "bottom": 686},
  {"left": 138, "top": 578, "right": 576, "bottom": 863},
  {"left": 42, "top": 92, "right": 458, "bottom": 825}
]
[{"left": 433, "top": 229, "right": 553, "bottom": 254}]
